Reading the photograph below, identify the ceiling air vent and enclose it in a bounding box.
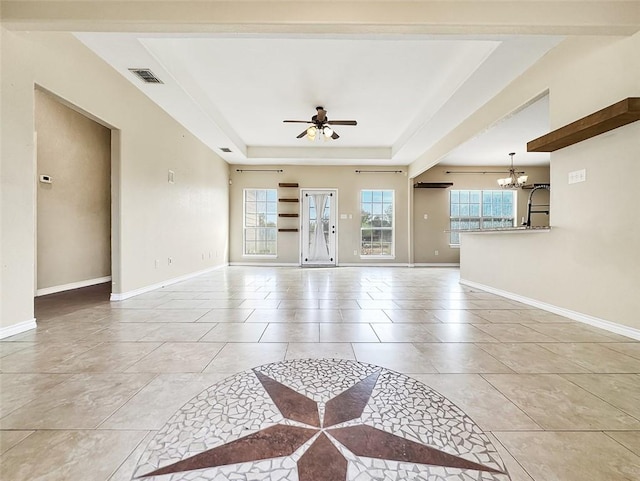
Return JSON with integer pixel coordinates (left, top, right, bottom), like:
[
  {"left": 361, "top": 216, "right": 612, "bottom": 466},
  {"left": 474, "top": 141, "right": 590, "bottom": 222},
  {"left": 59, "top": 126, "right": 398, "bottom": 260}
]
[
  {"left": 219, "top": 147, "right": 232, "bottom": 153},
  {"left": 128, "top": 68, "right": 163, "bottom": 84}
]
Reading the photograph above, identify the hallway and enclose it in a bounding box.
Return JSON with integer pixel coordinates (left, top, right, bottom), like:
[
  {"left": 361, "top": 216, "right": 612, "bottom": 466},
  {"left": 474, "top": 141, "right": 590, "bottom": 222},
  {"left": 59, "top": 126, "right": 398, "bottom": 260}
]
[{"left": 1, "top": 267, "right": 639, "bottom": 480}]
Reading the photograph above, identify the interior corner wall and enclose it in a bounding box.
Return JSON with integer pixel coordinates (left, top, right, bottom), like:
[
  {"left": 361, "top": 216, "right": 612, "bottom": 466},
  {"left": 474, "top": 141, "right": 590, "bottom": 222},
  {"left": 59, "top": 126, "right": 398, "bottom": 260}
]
[
  {"left": 413, "top": 166, "right": 550, "bottom": 264},
  {"left": 460, "top": 33, "right": 640, "bottom": 331},
  {"left": 229, "top": 165, "right": 410, "bottom": 265},
  {"left": 0, "top": 29, "right": 229, "bottom": 332},
  {"left": 35, "top": 89, "right": 112, "bottom": 291}
]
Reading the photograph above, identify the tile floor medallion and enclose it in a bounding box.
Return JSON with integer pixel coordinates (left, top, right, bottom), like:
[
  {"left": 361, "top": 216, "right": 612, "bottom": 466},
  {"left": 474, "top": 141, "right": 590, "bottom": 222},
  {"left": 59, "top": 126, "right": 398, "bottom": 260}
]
[{"left": 133, "top": 358, "right": 509, "bottom": 481}]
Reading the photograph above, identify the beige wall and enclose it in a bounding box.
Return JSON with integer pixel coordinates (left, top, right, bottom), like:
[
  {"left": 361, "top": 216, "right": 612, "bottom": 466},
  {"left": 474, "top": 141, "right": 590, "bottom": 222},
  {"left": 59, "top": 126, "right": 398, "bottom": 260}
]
[
  {"left": 229, "top": 165, "right": 410, "bottom": 265},
  {"left": 413, "top": 165, "right": 550, "bottom": 263},
  {"left": 461, "top": 33, "right": 640, "bottom": 332},
  {"left": 35, "top": 89, "right": 112, "bottom": 291},
  {"left": 1, "top": 13, "right": 638, "bottom": 341},
  {"left": 1, "top": 29, "right": 229, "bottom": 331}
]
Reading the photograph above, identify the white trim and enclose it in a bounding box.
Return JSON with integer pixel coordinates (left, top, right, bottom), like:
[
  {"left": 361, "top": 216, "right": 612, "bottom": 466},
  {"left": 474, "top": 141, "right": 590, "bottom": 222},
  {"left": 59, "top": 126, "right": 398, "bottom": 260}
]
[
  {"left": 36, "top": 276, "right": 112, "bottom": 297},
  {"left": 338, "top": 262, "right": 410, "bottom": 267},
  {"left": 413, "top": 263, "right": 460, "bottom": 267},
  {"left": 110, "top": 264, "right": 226, "bottom": 301},
  {"left": 229, "top": 262, "right": 299, "bottom": 267},
  {"left": 460, "top": 279, "right": 640, "bottom": 341},
  {"left": 301, "top": 188, "right": 338, "bottom": 267},
  {"left": 360, "top": 188, "right": 395, "bottom": 259},
  {"left": 243, "top": 188, "right": 279, "bottom": 257},
  {"left": 0, "top": 318, "right": 37, "bottom": 340}
]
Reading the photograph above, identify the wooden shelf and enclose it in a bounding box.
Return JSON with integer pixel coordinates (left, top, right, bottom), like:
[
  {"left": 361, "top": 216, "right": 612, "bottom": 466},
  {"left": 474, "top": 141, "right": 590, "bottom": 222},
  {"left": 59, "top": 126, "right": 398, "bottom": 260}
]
[
  {"left": 528, "top": 97, "right": 640, "bottom": 152},
  {"left": 278, "top": 228, "right": 299, "bottom": 232},
  {"left": 279, "top": 198, "right": 299, "bottom": 203},
  {"left": 413, "top": 182, "right": 454, "bottom": 189},
  {"left": 278, "top": 183, "right": 299, "bottom": 188},
  {"left": 278, "top": 213, "right": 299, "bottom": 218}
]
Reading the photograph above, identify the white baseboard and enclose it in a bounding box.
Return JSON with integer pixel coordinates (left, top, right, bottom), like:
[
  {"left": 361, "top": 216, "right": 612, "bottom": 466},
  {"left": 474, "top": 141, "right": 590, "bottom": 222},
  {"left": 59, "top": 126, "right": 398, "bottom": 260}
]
[
  {"left": 229, "top": 262, "right": 299, "bottom": 267},
  {"left": 110, "top": 264, "right": 227, "bottom": 301},
  {"left": 413, "top": 263, "right": 460, "bottom": 267},
  {"left": 460, "top": 279, "right": 640, "bottom": 341},
  {"left": 36, "top": 276, "right": 112, "bottom": 297},
  {"left": 229, "top": 262, "right": 419, "bottom": 268},
  {"left": 0, "top": 318, "right": 37, "bottom": 340},
  {"left": 338, "top": 263, "right": 410, "bottom": 267}
]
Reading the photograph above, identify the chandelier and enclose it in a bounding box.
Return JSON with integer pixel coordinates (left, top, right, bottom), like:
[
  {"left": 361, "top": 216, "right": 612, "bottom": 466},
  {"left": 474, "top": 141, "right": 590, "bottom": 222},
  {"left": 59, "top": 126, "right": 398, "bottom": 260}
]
[
  {"left": 305, "top": 125, "right": 334, "bottom": 141},
  {"left": 497, "top": 152, "right": 528, "bottom": 188}
]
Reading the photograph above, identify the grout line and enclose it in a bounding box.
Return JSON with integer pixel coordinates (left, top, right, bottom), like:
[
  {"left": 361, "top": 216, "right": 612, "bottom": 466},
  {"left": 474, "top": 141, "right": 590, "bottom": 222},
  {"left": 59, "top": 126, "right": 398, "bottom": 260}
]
[
  {"left": 106, "top": 430, "right": 155, "bottom": 481},
  {"left": 257, "top": 323, "right": 268, "bottom": 343},
  {"left": 602, "top": 430, "right": 640, "bottom": 456},
  {"left": 95, "top": 373, "right": 160, "bottom": 429},
  {"left": 487, "top": 432, "right": 537, "bottom": 481},
  {"left": 478, "top": 373, "right": 543, "bottom": 430},
  {"left": 558, "top": 373, "right": 640, "bottom": 423}
]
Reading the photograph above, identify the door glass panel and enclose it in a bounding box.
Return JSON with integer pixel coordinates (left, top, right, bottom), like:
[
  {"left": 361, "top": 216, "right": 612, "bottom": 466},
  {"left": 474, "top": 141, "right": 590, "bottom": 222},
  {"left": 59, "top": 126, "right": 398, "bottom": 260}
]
[{"left": 302, "top": 190, "right": 336, "bottom": 266}]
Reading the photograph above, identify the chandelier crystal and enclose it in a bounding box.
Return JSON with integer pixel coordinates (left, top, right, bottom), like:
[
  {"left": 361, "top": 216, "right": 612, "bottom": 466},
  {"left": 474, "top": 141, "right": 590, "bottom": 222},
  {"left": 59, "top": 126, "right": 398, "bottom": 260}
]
[{"left": 497, "top": 152, "right": 528, "bottom": 188}]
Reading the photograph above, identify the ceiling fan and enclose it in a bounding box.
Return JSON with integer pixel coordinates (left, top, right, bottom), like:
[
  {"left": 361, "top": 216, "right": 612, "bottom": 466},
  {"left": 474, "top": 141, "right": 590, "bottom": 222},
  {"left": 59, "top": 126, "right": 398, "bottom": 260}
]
[{"left": 283, "top": 106, "right": 357, "bottom": 140}]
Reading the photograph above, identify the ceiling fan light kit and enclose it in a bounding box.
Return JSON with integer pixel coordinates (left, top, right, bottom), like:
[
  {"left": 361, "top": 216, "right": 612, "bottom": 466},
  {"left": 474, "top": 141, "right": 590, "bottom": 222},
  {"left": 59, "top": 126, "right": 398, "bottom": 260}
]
[{"left": 284, "top": 106, "right": 357, "bottom": 141}]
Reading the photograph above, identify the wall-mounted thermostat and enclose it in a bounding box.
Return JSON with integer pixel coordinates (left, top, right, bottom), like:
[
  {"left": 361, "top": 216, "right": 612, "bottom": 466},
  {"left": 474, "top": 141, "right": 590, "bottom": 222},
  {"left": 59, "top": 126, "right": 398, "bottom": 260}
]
[{"left": 39, "top": 174, "right": 52, "bottom": 184}]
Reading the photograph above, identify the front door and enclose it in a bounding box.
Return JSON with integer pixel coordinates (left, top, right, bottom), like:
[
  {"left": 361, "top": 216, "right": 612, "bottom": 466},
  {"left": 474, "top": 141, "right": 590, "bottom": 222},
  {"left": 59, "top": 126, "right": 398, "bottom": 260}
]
[{"left": 301, "top": 189, "right": 337, "bottom": 266}]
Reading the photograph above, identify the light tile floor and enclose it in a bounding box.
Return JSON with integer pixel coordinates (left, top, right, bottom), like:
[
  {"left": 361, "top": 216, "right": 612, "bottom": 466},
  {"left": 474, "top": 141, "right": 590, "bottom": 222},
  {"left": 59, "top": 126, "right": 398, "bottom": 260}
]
[{"left": 1, "top": 266, "right": 639, "bottom": 480}]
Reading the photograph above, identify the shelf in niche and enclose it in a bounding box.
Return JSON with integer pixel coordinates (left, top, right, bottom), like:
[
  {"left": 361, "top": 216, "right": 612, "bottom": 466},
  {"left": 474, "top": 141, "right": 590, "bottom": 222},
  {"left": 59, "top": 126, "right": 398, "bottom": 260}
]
[
  {"left": 278, "top": 213, "right": 299, "bottom": 218},
  {"left": 278, "top": 183, "right": 299, "bottom": 188},
  {"left": 279, "top": 198, "right": 299, "bottom": 203},
  {"left": 278, "top": 228, "right": 299, "bottom": 232}
]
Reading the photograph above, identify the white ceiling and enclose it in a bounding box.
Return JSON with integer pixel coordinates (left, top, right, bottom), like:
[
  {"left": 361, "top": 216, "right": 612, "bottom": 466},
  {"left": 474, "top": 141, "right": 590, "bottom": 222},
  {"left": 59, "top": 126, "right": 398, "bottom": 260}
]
[
  {"left": 75, "top": 32, "right": 560, "bottom": 169},
  {"left": 440, "top": 94, "right": 551, "bottom": 167}
]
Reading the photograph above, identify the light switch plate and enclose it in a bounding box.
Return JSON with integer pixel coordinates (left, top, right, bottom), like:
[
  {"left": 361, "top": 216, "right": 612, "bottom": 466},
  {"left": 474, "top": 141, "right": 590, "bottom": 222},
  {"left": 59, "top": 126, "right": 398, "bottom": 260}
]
[{"left": 568, "top": 169, "right": 586, "bottom": 184}]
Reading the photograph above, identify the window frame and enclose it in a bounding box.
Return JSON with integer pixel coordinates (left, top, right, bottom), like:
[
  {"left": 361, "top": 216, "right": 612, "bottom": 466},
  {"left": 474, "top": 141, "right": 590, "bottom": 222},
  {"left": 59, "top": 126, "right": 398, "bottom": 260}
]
[
  {"left": 449, "top": 189, "right": 517, "bottom": 246},
  {"left": 242, "top": 188, "right": 278, "bottom": 257},
  {"left": 360, "top": 189, "right": 395, "bottom": 258}
]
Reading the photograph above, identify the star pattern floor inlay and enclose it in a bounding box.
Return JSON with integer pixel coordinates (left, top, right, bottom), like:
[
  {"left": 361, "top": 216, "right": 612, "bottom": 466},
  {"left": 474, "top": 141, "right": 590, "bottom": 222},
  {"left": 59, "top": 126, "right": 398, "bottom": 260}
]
[{"left": 133, "top": 359, "right": 510, "bottom": 480}]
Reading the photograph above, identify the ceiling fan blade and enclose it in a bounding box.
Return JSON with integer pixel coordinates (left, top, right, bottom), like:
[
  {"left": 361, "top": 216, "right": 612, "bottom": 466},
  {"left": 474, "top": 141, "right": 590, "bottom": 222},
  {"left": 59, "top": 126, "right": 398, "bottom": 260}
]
[
  {"left": 283, "top": 120, "right": 312, "bottom": 124},
  {"left": 316, "top": 107, "right": 327, "bottom": 123},
  {"left": 296, "top": 129, "right": 308, "bottom": 139},
  {"left": 327, "top": 120, "right": 357, "bottom": 126},
  {"left": 331, "top": 130, "right": 340, "bottom": 140}
]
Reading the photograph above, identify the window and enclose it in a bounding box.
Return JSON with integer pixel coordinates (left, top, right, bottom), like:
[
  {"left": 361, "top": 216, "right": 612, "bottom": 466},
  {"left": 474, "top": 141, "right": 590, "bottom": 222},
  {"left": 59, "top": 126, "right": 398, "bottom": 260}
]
[
  {"left": 361, "top": 190, "right": 394, "bottom": 256},
  {"left": 243, "top": 189, "right": 277, "bottom": 255},
  {"left": 450, "top": 190, "right": 516, "bottom": 244}
]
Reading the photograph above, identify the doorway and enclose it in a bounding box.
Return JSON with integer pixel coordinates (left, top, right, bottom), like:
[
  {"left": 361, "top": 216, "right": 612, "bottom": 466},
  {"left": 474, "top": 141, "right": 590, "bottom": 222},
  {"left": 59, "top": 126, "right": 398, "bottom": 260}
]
[
  {"left": 301, "top": 189, "right": 337, "bottom": 266},
  {"left": 34, "top": 88, "right": 112, "bottom": 304}
]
